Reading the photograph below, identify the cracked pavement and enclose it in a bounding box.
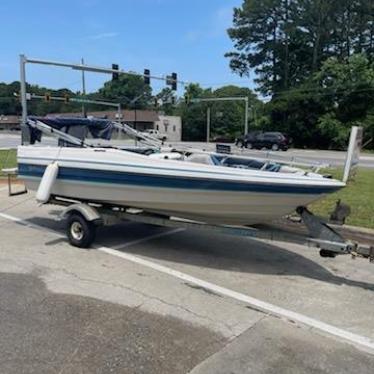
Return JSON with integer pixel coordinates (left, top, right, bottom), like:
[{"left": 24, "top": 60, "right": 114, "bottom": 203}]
[{"left": 1, "top": 188, "right": 374, "bottom": 373}]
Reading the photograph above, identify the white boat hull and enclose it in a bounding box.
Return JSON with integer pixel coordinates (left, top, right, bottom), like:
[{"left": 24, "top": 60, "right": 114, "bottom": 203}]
[
  {"left": 22, "top": 178, "right": 325, "bottom": 224},
  {"left": 18, "top": 146, "right": 345, "bottom": 225}
]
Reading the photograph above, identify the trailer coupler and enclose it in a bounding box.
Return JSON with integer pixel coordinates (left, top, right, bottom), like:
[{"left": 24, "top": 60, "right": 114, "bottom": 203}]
[{"left": 297, "top": 206, "right": 374, "bottom": 262}]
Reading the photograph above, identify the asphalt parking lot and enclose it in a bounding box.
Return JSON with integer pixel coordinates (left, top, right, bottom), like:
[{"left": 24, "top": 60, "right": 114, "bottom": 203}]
[{"left": 1, "top": 185, "right": 374, "bottom": 373}]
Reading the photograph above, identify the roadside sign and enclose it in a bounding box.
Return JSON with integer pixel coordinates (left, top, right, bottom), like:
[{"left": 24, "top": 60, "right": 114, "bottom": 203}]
[{"left": 216, "top": 144, "right": 231, "bottom": 154}]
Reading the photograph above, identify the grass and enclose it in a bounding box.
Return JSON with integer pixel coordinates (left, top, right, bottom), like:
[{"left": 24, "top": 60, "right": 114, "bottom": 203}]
[
  {"left": 361, "top": 148, "right": 374, "bottom": 154},
  {"left": 0, "top": 149, "right": 17, "bottom": 177},
  {"left": 310, "top": 168, "right": 374, "bottom": 229},
  {"left": 1, "top": 148, "right": 373, "bottom": 228}
]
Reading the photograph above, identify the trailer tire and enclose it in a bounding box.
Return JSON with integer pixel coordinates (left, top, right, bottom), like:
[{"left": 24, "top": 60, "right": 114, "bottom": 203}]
[
  {"left": 319, "top": 249, "right": 336, "bottom": 258},
  {"left": 67, "top": 213, "right": 96, "bottom": 248}
]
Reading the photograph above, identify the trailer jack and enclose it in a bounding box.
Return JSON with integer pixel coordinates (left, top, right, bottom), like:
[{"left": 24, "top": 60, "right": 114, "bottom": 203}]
[{"left": 297, "top": 206, "right": 373, "bottom": 262}]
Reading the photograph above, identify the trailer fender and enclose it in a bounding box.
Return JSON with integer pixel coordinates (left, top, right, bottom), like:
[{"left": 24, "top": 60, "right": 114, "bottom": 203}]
[{"left": 61, "top": 204, "right": 102, "bottom": 225}]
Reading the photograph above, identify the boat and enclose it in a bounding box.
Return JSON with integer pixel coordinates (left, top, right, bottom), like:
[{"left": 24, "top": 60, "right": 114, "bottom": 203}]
[{"left": 17, "top": 142, "right": 345, "bottom": 225}]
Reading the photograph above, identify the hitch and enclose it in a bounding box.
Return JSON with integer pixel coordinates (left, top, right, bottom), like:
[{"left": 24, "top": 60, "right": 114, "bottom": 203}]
[{"left": 296, "top": 206, "right": 373, "bottom": 262}]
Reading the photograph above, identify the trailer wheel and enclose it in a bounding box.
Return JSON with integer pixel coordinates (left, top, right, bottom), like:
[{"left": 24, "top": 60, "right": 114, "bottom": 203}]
[
  {"left": 67, "top": 213, "right": 96, "bottom": 248},
  {"left": 319, "top": 249, "right": 336, "bottom": 258}
]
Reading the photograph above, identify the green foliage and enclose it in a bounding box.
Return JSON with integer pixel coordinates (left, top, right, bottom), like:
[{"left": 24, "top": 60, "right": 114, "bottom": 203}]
[
  {"left": 0, "top": 149, "right": 17, "bottom": 177},
  {"left": 227, "top": 1, "right": 374, "bottom": 149},
  {"left": 178, "top": 84, "right": 260, "bottom": 141},
  {"left": 227, "top": 0, "right": 374, "bottom": 96},
  {"left": 155, "top": 88, "right": 176, "bottom": 115},
  {"left": 310, "top": 168, "right": 374, "bottom": 229},
  {"left": 0, "top": 81, "right": 84, "bottom": 116},
  {"left": 99, "top": 74, "right": 152, "bottom": 109},
  {"left": 0, "top": 74, "right": 153, "bottom": 117}
]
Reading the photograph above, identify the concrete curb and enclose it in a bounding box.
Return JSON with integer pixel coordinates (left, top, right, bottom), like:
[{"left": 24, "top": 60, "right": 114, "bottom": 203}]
[
  {"left": 337, "top": 224, "right": 374, "bottom": 236},
  {"left": 332, "top": 224, "right": 374, "bottom": 245}
]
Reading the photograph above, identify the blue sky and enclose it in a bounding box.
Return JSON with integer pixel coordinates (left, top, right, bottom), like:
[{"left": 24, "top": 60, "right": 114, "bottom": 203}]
[{"left": 0, "top": 0, "right": 254, "bottom": 95}]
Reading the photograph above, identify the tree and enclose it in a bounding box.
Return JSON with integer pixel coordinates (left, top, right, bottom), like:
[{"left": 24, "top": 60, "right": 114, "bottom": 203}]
[
  {"left": 266, "top": 54, "right": 374, "bottom": 149},
  {"left": 314, "top": 54, "right": 374, "bottom": 148},
  {"left": 226, "top": 0, "right": 374, "bottom": 149},
  {"left": 226, "top": 0, "right": 374, "bottom": 95},
  {"left": 0, "top": 81, "right": 81, "bottom": 116},
  {"left": 155, "top": 88, "right": 176, "bottom": 115},
  {"left": 178, "top": 84, "right": 260, "bottom": 141},
  {"left": 99, "top": 74, "right": 152, "bottom": 109}
]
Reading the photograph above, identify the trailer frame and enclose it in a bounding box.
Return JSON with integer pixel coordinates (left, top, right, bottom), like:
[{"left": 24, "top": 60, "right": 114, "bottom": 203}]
[{"left": 47, "top": 196, "right": 373, "bottom": 262}]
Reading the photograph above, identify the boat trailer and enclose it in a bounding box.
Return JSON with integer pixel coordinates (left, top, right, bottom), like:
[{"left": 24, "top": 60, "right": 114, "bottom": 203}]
[{"left": 49, "top": 196, "right": 373, "bottom": 262}]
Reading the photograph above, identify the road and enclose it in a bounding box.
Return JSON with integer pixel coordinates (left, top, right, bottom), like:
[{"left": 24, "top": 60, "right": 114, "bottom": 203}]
[
  {"left": 1, "top": 133, "right": 374, "bottom": 168},
  {"left": 1, "top": 187, "right": 374, "bottom": 373},
  {"left": 176, "top": 141, "right": 374, "bottom": 168}
]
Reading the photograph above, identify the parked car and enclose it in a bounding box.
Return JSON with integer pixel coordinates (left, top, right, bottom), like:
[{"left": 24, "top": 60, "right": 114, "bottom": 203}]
[
  {"left": 236, "top": 131, "right": 290, "bottom": 151},
  {"left": 212, "top": 135, "right": 236, "bottom": 143},
  {"left": 143, "top": 129, "right": 167, "bottom": 141}
]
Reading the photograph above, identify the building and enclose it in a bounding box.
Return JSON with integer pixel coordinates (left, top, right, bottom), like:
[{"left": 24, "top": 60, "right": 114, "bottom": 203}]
[
  {"left": 155, "top": 115, "right": 182, "bottom": 142},
  {"left": 48, "top": 110, "right": 182, "bottom": 142},
  {"left": 0, "top": 110, "right": 182, "bottom": 142}
]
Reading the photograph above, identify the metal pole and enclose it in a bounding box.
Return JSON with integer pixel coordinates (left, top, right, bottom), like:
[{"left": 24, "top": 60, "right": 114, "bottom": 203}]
[
  {"left": 134, "top": 108, "right": 137, "bottom": 130},
  {"left": 25, "top": 56, "right": 189, "bottom": 85},
  {"left": 81, "top": 58, "right": 87, "bottom": 117},
  {"left": 117, "top": 103, "right": 121, "bottom": 121},
  {"left": 20, "top": 54, "right": 29, "bottom": 145},
  {"left": 206, "top": 106, "right": 211, "bottom": 143},
  {"left": 244, "top": 97, "right": 249, "bottom": 135},
  {"left": 117, "top": 103, "right": 122, "bottom": 140}
]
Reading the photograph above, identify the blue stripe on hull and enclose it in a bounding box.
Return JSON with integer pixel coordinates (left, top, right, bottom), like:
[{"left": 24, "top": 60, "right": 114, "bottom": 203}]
[{"left": 18, "top": 163, "right": 341, "bottom": 194}]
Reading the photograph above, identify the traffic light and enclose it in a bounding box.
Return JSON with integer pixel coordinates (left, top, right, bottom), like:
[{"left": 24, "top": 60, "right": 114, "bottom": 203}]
[
  {"left": 144, "top": 69, "right": 150, "bottom": 85},
  {"left": 45, "top": 93, "right": 51, "bottom": 102},
  {"left": 166, "top": 72, "right": 177, "bottom": 91},
  {"left": 64, "top": 94, "right": 70, "bottom": 103},
  {"left": 184, "top": 93, "right": 190, "bottom": 105},
  {"left": 112, "top": 64, "right": 119, "bottom": 81},
  {"left": 171, "top": 72, "right": 177, "bottom": 91}
]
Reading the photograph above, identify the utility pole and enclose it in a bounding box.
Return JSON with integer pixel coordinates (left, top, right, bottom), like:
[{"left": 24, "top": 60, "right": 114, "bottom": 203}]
[
  {"left": 190, "top": 96, "right": 250, "bottom": 136},
  {"left": 81, "top": 58, "right": 87, "bottom": 117},
  {"left": 206, "top": 106, "right": 211, "bottom": 143},
  {"left": 117, "top": 103, "right": 122, "bottom": 122},
  {"left": 244, "top": 97, "right": 249, "bottom": 135},
  {"left": 20, "top": 54, "right": 29, "bottom": 145}
]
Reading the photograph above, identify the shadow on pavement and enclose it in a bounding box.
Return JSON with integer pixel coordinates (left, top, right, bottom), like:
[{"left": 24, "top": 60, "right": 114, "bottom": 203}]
[
  {"left": 24, "top": 216, "right": 374, "bottom": 292},
  {"left": 103, "top": 226, "right": 374, "bottom": 292},
  {"left": 0, "top": 272, "right": 224, "bottom": 374}
]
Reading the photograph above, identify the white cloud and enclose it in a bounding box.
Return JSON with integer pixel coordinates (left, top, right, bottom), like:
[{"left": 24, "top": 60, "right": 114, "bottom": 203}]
[
  {"left": 184, "top": 6, "right": 234, "bottom": 43},
  {"left": 210, "top": 6, "right": 233, "bottom": 37},
  {"left": 215, "top": 6, "right": 233, "bottom": 26},
  {"left": 86, "top": 32, "right": 119, "bottom": 40},
  {"left": 185, "top": 30, "right": 202, "bottom": 43}
]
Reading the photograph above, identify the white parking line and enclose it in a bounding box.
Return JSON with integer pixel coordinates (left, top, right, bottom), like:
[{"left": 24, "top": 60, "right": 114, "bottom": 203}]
[
  {"left": 0, "top": 186, "right": 8, "bottom": 192},
  {"left": 0, "top": 210, "right": 374, "bottom": 353},
  {"left": 111, "top": 228, "right": 184, "bottom": 250},
  {"left": 0, "top": 212, "right": 63, "bottom": 236}
]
